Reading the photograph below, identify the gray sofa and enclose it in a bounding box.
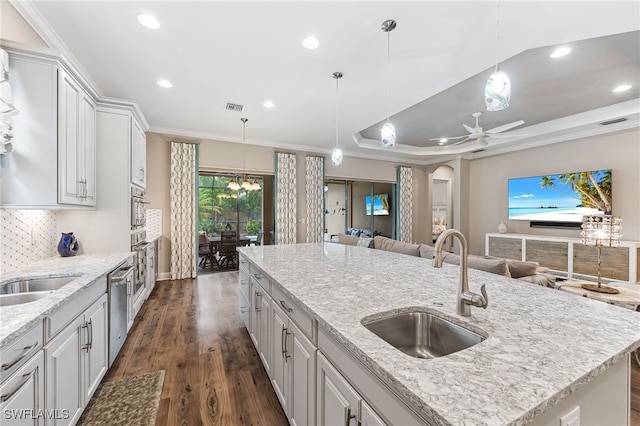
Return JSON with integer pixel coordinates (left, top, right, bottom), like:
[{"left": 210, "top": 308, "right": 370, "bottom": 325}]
[{"left": 336, "top": 233, "right": 556, "bottom": 287}]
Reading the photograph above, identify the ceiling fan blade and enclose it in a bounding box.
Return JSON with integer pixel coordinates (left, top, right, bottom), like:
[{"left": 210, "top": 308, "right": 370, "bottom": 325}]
[
  {"left": 489, "top": 132, "right": 528, "bottom": 139},
  {"left": 486, "top": 120, "right": 525, "bottom": 134},
  {"left": 442, "top": 137, "right": 471, "bottom": 148},
  {"left": 463, "top": 123, "right": 475, "bottom": 134},
  {"left": 429, "top": 135, "right": 468, "bottom": 141}
]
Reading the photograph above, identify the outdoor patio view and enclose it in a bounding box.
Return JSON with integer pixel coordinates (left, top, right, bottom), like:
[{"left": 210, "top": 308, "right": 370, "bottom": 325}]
[{"left": 198, "top": 175, "right": 263, "bottom": 238}]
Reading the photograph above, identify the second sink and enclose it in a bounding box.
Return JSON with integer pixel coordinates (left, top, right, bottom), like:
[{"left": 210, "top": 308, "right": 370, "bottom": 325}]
[
  {"left": 0, "top": 275, "right": 80, "bottom": 295},
  {"left": 362, "top": 309, "right": 485, "bottom": 359}
]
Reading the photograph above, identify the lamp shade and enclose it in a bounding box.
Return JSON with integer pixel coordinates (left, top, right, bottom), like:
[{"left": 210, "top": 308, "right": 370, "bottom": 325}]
[
  {"left": 581, "top": 215, "right": 621, "bottom": 247},
  {"left": 381, "top": 122, "right": 396, "bottom": 148},
  {"left": 227, "top": 178, "right": 240, "bottom": 191},
  {"left": 331, "top": 147, "right": 343, "bottom": 166},
  {"left": 485, "top": 69, "right": 511, "bottom": 112}
]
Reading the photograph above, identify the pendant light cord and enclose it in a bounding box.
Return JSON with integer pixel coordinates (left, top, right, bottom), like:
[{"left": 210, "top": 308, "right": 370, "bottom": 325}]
[
  {"left": 335, "top": 76, "right": 339, "bottom": 149},
  {"left": 386, "top": 30, "right": 391, "bottom": 121},
  {"left": 241, "top": 118, "right": 247, "bottom": 181},
  {"left": 495, "top": 0, "right": 500, "bottom": 71}
]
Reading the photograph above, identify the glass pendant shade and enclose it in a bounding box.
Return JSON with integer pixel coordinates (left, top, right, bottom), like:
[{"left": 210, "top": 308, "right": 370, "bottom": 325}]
[
  {"left": 240, "top": 178, "right": 252, "bottom": 191},
  {"left": 331, "top": 147, "right": 343, "bottom": 166},
  {"left": 381, "top": 122, "right": 396, "bottom": 148},
  {"left": 227, "top": 178, "right": 240, "bottom": 191},
  {"left": 251, "top": 179, "right": 261, "bottom": 191},
  {"left": 485, "top": 68, "right": 511, "bottom": 111}
]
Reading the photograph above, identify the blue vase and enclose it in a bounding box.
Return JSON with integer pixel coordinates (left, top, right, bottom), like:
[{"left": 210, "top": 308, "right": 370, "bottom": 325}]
[{"left": 57, "top": 232, "right": 79, "bottom": 257}]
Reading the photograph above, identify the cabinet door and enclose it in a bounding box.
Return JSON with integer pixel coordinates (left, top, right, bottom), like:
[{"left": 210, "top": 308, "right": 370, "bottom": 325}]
[
  {"left": 131, "top": 119, "right": 146, "bottom": 188},
  {"left": 361, "top": 400, "right": 387, "bottom": 426},
  {"left": 58, "top": 68, "right": 82, "bottom": 205},
  {"left": 146, "top": 247, "right": 155, "bottom": 296},
  {"left": 289, "top": 321, "right": 316, "bottom": 426},
  {"left": 0, "top": 350, "right": 45, "bottom": 426},
  {"left": 248, "top": 281, "right": 259, "bottom": 348},
  {"left": 270, "top": 301, "right": 289, "bottom": 415},
  {"left": 45, "top": 315, "right": 85, "bottom": 426},
  {"left": 257, "top": 291, "right": 272, "bottom": 377},
  {"left": 84, "top": 295, "right": 108, "bottom": 402},
  {"left": 316, "top": 352, "right": 360, "bottom": 426},
  {"left": 80, "top": 94, "right": 96, "bottom": 206}
]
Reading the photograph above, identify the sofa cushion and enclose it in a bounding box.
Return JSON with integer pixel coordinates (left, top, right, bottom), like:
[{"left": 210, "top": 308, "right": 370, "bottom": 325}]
[
  {"left": 517, "top": 273, "right": 556, "bottom": 287},
  {"left": 337, "top": 233, "right": 359, "bottom": 246},
  {"left": 357, "top": 237, "right": 374, "bottom": 248},
  {"left": 374, "top": 236, "right": 420, "bottom": 257},
  {"left": 419, "top": 244, "right": 435, "bottom": 260},
  {"left": 444, "top": 254, "right": 510, "bottom": 277},
  {"left": 485, "top": 256, "right": 539, "bottom": 279}
]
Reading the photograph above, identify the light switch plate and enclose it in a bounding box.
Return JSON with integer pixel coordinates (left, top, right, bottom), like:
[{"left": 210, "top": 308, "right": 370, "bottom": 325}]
[{"left": 560, "top": 406, "right": 580, "bottom": 426}]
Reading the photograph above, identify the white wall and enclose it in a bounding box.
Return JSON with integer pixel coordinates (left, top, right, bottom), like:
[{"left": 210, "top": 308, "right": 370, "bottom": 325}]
[
  {"left": 467, "top": 128, "right": 640, "bottom": 255},
  {"left": 0, "top": 1, "right": 47, "bottom": 46}
]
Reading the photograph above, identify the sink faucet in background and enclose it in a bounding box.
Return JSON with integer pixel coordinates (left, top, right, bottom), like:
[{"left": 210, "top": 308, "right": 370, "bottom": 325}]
[{"left": 433, "top": 229, "right": 488, "bottom": 317}]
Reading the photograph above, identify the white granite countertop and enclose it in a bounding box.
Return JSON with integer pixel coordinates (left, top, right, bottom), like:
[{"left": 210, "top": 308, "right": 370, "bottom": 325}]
[
  {"left": 238, "top": 243, "right": 640, "bottom": 426},
  {"left": 0, "top": 253, "right": 133, "bottom": 349}
]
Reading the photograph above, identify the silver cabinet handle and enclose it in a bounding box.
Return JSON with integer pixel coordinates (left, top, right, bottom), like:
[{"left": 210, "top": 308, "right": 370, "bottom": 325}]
[
  {"left": 279, "top": 300, "right": 293, "bottom": 313},
  {"left": 81, "top": 323, "right": 90, "bottom": 352},
  {"left": 345, "top": 407, "right": 356, "bottom": 426},
  {"left": 281, "top": 325, "right": 286, "bottom": 359},
  {"left": 254, "top": 291, "right": 261, "bottom": 313},
  {"left": 284, "top": 329, "right": 291, "bottom": 361},
  {"left": 253, "top": 273, "right": 261, "bottom": 280},
  {"left": 240, "top": 307, "right": 248, "bottom": 313},
  {"left": 88, "top": 318, "right": 93, "bottom": 350},
  {"left": 1, "top": 370, "right": 35, "bottom": 402},
  {"left": 1, "top": 343, "right": 38, "bottom": 371}
]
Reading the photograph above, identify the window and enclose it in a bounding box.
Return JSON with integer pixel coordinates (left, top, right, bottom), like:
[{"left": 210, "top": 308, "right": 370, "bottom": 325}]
[{"left": 198, "top": 174, "right": 263, "bottom": 238}]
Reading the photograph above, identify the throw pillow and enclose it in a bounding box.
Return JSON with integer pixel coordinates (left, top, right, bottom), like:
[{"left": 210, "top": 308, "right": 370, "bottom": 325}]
[
  {"left": 350, "top": 229, "right": 361, "bottom": 237},
  {"left": 337, "top": 233, "right": 359, "bottom": 246},
  {"left": 419, "top": 244, "right": 435, "bottom": 260},
  {"left": 357, "top": 237, "right": 374, "bottom": 248},
  {"left": 485, "top": 256, "right": 539, "bottom": 279}
]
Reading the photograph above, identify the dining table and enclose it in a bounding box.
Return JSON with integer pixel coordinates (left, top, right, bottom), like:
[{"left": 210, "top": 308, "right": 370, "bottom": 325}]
[{"left": 205, "top": 235, "right": 253, "bottom": 270}]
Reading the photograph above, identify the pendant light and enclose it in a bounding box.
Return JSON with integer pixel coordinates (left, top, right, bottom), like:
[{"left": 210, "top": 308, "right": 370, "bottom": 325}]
[
  {"left": 380, "top": 19, "right": 396, "bottom": 148},
  {"left": 485, "top": 0, "right": 511, "bottom": 111},
  {"left": 239, "top": 117, "right": 253, "bottom": 191},
  {"left": 331, "top": 71, "right": 343, "bottom": 166}
]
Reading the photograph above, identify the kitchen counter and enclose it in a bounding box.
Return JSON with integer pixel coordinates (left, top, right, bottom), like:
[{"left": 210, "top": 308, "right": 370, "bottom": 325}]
[
  {"left": 238, "top": 243, "right": 640, "bottom": 425},
  {"left": 0, "top": 252, "right": 133, "bottom": 349}
]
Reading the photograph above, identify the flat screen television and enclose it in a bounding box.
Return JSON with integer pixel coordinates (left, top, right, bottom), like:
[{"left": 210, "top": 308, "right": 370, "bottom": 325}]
[
  {"left": 508, "top": 169, "right": 612, "bottom": 226},
  {"left": 365, "top": 194, "right": 390, "bottom": 216}
]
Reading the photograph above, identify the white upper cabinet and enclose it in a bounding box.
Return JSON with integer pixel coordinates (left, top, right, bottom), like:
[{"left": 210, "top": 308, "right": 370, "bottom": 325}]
[
  {"left": 131, "top": 118, "right": 146, "bottom": 188},
  {"left": 1, "top": 44, "right": 97, "bottom": 208}
]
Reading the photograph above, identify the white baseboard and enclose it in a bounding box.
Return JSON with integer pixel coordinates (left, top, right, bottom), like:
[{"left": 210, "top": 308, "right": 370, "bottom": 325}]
[{"left": 157, "top": 272, "right": 172, "bottom": 281}]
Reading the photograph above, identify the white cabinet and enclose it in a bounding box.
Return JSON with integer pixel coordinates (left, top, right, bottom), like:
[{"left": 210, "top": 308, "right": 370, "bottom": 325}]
[
  {"left": 1, "top": 43, "right": 96, "bottom": 208},
  {"left": 0, "top": 350, "right": 45, "bottom": 426},
  {"left": 145, "top": 242, "right": 156, "bottom": 297},
  {"left": 131, "top": 118, "right": 146, "bottom": 188},
  {"left": 317, "top": 352, "right": 386, "bottom": 426},
  {"left": 270, "top": 300, "right": 316, "bottom": 426},
  {"left": 250, "top": 277, "right": 272, "bottom": 377},
  {"left": 58, "top": 67, "right": 96, "bottom": 206},
  {"left": 45, "top": 294, "right": 108, "bottom": 426}
]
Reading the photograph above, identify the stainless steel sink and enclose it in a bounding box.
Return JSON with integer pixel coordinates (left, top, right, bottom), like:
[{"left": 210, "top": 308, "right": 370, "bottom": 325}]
[
  {"left": 362, "top": 310, "right": 485, "bottom": 359},
  {"left": 0, "top": 291, "right": 51, "bottom": 307},
  {"left": 0, "top": 276, "right": 79, "bottom": 295}
]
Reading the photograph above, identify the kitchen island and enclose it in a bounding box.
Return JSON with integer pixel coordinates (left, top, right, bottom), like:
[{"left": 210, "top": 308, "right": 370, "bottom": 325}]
[{"left": 238, "top": 242, "right": 640, "bottom": 425}]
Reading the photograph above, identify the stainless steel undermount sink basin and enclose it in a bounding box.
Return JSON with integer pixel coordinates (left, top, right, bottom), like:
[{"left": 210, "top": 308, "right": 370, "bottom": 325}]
[
  {"left": 362, "top": 310, "right": 486, "bottom": 359},
  {"left": 0, "top": 275, "right": 80, "bottom": 295},
  {"left": 0, "top": 275, "right": 81, "bottom": 307},
  {"left": 0, "top": 291, "right": 52, "bottom": 307}
]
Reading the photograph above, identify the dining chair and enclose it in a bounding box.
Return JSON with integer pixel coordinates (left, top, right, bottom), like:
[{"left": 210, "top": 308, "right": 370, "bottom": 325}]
[
  {"left": 254, "top": 231, "right": 264, "bottom": 246},
  {"left": 198, "top": 232, "right": 215, "bottom": 268},
  {"left": 218, "top": 241, "right": 238, "bottom": 270}
]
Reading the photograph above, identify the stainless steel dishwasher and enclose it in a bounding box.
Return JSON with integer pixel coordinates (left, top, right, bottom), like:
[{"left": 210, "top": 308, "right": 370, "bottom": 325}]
[{"left": 107, "top": 259, "right": 134, "bottom": 367}]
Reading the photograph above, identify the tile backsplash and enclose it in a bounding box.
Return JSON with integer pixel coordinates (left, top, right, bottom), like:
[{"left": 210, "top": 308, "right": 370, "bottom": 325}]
[{"left": 1, "top": 209, "right": 59, "bottom": 273}]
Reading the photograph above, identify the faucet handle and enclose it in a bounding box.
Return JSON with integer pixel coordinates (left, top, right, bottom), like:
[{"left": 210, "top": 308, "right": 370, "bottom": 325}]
[{"left": 479, "top": 284, "right": 489, "bottom": 309}]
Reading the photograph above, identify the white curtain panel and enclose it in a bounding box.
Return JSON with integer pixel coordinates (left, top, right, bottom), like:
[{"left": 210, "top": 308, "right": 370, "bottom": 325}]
[
  {"left": 170, "top": 142, "right": 197, "bottom": 279},
  {"left": 397, "top": 166, "right": 413, "bottom": 243},
  {"left": 305, "top": 155, "right": 325, "bottom": 243},
  {"left": 275, "top": 152, "right": 297, "bottom": 244}
]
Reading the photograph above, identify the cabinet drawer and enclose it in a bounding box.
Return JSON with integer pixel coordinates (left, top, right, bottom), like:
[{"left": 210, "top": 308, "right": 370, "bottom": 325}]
[
  {"left": 239, "top": 269, "right": 250, "bottom": 301},
  {"left": 0, "top": 322, "right": 44, "bottom": 384},
  {"left": 46, "top": 275, "right": 107, "bottom": 341},
  {"left": 239, "top": 255, "right": 250, "bottom": 272},
  {"left": 271, "top": 284, "right": 313, "bottom": 341},
  {"left": 251, "top": 270, "right": 271, "bottom": 294},
  {"left": 239, "top": 291, "right": 250, "bottom": 329}
]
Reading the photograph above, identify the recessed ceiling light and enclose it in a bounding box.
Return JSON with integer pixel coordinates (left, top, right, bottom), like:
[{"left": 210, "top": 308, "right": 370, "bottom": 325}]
[
  {"left": 550, "top": 47, "right": 571, "bottom": 58},
  {"left": 302, "top": 36, "right": 319, "bottom": 50},
  {"left": 157, "top": 79, "right": 172, "bottom": 88},
  {"left": 438, "top": 138, "right": 448, "bottom": 145},
  {"left": 613, "top": 84, "right": 631, "bottom": 93},
  {"left": 137, "top": 14, "right": 159, "bottom": 29},
  {"left": 263, "top": 101, "right": 275, "bottom": 108}
]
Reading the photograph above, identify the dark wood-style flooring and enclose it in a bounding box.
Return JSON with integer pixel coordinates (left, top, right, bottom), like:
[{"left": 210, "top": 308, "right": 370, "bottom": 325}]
[
  {"left": 103, "top": 272, "right": 287, "bottom": 425},
  {"left": 104, "top": 273, "right": 640, "bottom": 425}
]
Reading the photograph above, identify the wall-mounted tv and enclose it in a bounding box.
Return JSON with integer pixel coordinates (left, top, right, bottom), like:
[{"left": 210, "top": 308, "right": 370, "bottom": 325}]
[
  {"left": 508, "top": 169, "right": 612, "bottom": 226},
  {"left": 365, "top": 194, "right": 390, "bottom": 216}
]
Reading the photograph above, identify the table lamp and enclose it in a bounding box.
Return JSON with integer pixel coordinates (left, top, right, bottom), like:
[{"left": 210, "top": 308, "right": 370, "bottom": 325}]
[{"left": 580, "top": 215, "right": 622, "bottom": 294}]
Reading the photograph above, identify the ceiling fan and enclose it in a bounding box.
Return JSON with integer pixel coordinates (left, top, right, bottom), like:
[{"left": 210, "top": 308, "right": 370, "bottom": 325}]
[{"left": 432, "top": 112, "right": 525, "bottom": 147}]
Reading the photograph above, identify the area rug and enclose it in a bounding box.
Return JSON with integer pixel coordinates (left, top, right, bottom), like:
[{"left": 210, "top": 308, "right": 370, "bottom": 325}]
[{"left": 77, "top": 370, "right": 165, "bottom": 426}]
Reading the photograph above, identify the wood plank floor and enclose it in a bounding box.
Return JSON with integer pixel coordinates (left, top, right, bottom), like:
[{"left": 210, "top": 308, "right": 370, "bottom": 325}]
[
  {"left": 103, "top": 272, "right": 287, "bottom": 425},
  {"left": 103, "top": 273, "right": 640, "bottom": 425}
]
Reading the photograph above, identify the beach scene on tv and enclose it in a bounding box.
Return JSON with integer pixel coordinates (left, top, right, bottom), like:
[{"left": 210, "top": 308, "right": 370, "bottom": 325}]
[
  {"left": 508, "top": 169, "right": 612, "bottom": 222},
  {"left": 365, "top": 194, "right": 390, "bottom": 216}
]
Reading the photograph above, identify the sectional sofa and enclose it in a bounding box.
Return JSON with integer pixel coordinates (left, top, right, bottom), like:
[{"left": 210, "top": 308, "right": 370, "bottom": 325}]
[{"left": 336, "top": 233, "right": 556, "bottom": 287}]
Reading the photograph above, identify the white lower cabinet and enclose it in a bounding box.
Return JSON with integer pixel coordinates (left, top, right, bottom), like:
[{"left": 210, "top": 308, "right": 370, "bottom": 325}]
[
  {"left": 0, "top": 350, "right": 45, "bottom": 425},
  {"left": 317, "top": 352, "right": 385, "bottom": 426},
  {"left": 270, "top": 300, "right": 316, "bottom": 426},
  {"left": 45, "top": 294, "right": 108, "bottom": 426}
]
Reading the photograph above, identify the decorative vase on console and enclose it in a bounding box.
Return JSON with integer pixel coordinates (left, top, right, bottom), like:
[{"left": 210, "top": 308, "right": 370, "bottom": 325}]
[
  {"left": 57, "top": 232, "right": 79, "bottom": 257},
  {"left": 498, "top": 222, "right": 507, "bottom": 234}
]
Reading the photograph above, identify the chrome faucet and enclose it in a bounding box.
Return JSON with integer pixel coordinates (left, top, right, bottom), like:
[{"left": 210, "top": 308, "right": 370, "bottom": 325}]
[{"left": 433, "top": 229, "right": 488, "bottom": 317}]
